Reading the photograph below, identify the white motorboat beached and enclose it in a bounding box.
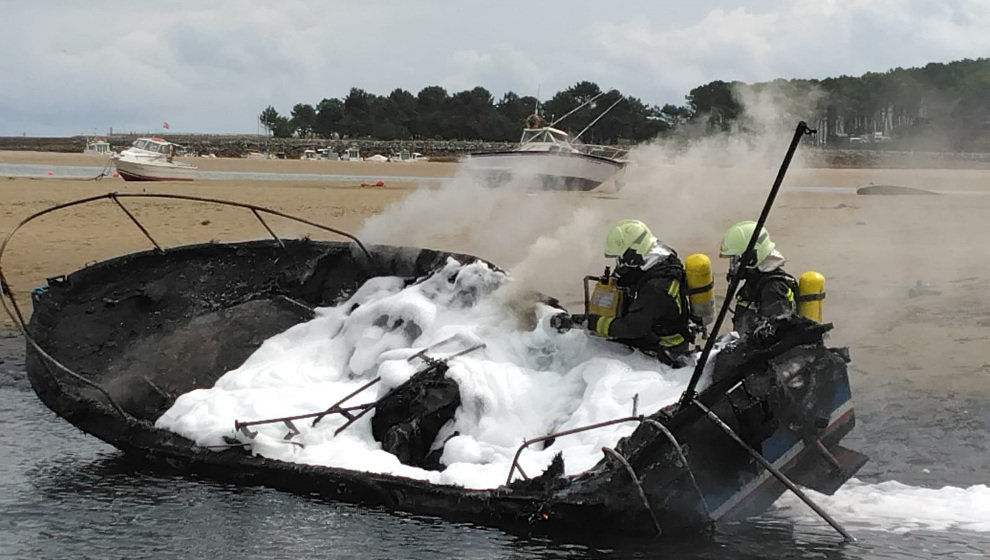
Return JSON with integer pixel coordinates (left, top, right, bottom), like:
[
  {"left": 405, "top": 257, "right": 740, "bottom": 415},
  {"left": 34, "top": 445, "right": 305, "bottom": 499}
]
[
  {"left": 465, "top": 95, "right": 628, "bottom": 191},
  {"left": 113, "top": 137, "right": 197, "bottom": 181}
]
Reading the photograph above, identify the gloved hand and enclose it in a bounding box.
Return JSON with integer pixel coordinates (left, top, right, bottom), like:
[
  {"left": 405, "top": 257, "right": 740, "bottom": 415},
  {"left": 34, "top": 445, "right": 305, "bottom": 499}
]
[
  {"left": 584, "top": 313, "right": 611, "bottom": 337},
  {"left": 751, "top": 320, "right": 776, "bottom": 344},
  {"left": 550, "top": 313, "right": 574, "bottom": 332},
  {"left": 550, "top": 313, "right": 587, "bottom": 332}
]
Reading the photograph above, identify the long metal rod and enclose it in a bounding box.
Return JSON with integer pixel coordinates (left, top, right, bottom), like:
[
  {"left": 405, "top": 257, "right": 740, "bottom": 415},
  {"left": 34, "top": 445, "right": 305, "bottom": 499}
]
[
  {"left": 573, "top": 98, "right": 622, "bottom": 141},
  {"left": 333, "top": 396, "right": 383, "bottom": 435},
  {"left": 251, "top": 208, "right": 285, "bottom": 249},
  {"left": 110, "top": 194, "right": 164, "bottom": 252},
  {"left": 236, "top": 403, "right": 371, "bottom": 431},
  {"left": 311, "top": 376, "right": 382, "bottom": 427},
  {"left": 692, "top": 398, "right": 854, "bottom": 541},
  {"left": 678, "top": 121, "right": 813, "bottom": 410},
  {"left": 548, "top": 91, "right": 605, "bottom": 128}
]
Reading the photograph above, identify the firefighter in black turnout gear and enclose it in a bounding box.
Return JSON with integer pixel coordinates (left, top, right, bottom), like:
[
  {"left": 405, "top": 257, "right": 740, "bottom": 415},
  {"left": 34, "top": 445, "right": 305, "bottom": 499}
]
[
  {"left": 553, "top": 219, "right": 695, "bottom": 365},
  {"left": 719, "top": 221, "right": 798, "bottom": 337}
]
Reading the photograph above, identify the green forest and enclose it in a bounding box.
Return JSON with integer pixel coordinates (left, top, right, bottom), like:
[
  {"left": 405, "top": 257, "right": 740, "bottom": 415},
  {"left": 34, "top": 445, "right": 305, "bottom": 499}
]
[{"left": 259, "top": 58, "right": 990, "bottom": 151}]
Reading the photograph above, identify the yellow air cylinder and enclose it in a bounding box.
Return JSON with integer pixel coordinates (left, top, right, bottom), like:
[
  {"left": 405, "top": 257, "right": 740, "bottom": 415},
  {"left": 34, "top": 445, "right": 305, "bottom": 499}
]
[
  {"left": 685, "top": 253, "right": 715, "bottom": 325},
  {"left": 797, "top": 270, "right": 826, "bottom": 322}
]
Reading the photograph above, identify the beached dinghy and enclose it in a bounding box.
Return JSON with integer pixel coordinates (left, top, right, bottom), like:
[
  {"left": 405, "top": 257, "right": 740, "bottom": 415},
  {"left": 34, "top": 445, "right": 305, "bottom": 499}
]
[{"left": 2, "top": 193, "right": 866, "bottom": 539}]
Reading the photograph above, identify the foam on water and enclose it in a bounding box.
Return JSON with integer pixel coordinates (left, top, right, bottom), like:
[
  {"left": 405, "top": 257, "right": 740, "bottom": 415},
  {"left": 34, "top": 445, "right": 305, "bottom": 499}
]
[
  {"left": 156, "top": 258, "right": 699, "bottom": 489},
  {"left": 773, "top": 479, "right": 990, "bottom": 533}
]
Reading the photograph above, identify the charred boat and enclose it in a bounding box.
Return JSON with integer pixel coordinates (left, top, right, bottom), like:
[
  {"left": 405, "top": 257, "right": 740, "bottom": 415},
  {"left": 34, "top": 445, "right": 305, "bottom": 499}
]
[{"left": 2, "top": 189, "right": 865, "bottom": 538}]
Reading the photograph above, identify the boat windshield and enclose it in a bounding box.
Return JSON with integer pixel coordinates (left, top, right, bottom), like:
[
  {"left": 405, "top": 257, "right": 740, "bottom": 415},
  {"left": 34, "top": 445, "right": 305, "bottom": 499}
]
[{"left": 133, "top": 139, "right": 173, "bottom": 155}]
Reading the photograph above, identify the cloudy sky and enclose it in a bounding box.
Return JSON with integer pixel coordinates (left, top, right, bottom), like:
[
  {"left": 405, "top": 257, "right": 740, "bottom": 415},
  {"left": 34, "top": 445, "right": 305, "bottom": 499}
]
[{"left": 1, "top": 0, "right": 987, "bottom": 136}]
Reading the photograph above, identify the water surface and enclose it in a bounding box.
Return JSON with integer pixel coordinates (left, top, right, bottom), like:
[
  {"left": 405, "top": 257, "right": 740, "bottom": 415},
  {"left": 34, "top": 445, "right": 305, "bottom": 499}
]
[{"left": 0, "top": 334, "right": 986, "bottom": 559}]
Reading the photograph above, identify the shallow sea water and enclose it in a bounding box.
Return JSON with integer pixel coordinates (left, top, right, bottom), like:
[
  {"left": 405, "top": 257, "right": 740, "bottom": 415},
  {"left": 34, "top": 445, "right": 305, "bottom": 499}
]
[
  {"left": 0, "top": 162, "right": 448, "bottom": 184},
  {"left": 0, "top": 162, "right": 856, "bottom": 193},
  {"left": 1, "top": 333, "right": 987, "bottom": 560}
]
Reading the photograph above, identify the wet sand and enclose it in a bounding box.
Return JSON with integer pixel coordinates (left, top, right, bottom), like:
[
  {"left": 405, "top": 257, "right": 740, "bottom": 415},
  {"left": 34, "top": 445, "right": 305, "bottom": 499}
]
[{"left": 2, "top": 151, "right": 988, "bottom": 397}]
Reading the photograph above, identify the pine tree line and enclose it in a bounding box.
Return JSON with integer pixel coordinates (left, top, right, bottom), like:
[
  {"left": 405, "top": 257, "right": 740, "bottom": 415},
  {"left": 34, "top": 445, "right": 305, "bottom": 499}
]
[{"left": 259, "top": 58, "right": 990, "bottom": 151}]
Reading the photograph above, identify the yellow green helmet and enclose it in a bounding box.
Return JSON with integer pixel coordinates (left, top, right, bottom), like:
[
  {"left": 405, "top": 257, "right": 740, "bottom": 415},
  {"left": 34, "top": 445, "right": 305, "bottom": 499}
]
[
  {"left": 719, "top": 220, "right": 775, "bottom": 263},
  {"left": 604, "top": 219, "right": 657, "bottom": 260}
]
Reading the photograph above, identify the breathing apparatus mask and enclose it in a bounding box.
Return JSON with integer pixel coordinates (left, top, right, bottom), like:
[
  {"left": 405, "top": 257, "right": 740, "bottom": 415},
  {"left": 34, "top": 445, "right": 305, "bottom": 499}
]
[
  {"left": 615, "top": 245, "right": 664, "bottom": 287},
  {"left": 616, "top": 247, "right": 645, "bottom": 270},
  {"left": 726, "top": 252, "right": 756, "bottom": 283}
]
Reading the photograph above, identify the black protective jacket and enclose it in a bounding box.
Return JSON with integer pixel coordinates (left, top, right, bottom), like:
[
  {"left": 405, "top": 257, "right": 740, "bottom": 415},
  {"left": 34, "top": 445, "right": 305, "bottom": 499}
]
[
  {"left": 601, "top": 255, "right": 693, "bottom": 355},
  {"left": 733, "top": 267, "right": 798, "bottom": 336}
]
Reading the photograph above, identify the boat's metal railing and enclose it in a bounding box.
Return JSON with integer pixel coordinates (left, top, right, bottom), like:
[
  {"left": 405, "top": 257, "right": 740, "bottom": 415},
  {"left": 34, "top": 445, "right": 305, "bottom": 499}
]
[
  {"left": 506, "top": 414, "right": 711, "bottom": 536},
  {"left": 505, "top": 415, "right": 706, "bottom": 498},
  {"left": 0, "top": 192, "right": 374, "bottom": 420},
  {"left": 576, "top": 144, "right": 629, "bottom": 161},
  {"left": 601, "top": 446, "right": 663, "bottom": 536},
  {"left": 506, "top": 416, "right": 640, "bottom": 485}
]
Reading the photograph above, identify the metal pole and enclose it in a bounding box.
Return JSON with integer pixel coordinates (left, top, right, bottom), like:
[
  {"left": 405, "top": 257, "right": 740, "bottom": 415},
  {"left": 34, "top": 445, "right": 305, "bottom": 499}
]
[
  {"left": 573, "top": 98, "right": 622, "bottom": 141},
  {"left": 692, "top": 398, "right": 854, "bottom": 542},
  {"left": 548, "top": 91, "right": 605, "bottom": 128},
  {"left": 678, "top": 122, "right": 814, "bottom": 410}
]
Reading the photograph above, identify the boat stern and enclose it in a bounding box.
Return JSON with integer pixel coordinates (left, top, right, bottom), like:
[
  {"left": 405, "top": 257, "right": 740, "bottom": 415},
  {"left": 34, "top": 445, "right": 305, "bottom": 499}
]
[{"left": 705, "top": 324, "right": 869, "bottom": 521}]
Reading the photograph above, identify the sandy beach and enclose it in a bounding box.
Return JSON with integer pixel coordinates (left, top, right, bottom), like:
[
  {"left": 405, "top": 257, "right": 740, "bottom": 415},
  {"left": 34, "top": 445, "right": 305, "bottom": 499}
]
[{"left": 2, "top": 150, "right": 988, "bottom": 398}]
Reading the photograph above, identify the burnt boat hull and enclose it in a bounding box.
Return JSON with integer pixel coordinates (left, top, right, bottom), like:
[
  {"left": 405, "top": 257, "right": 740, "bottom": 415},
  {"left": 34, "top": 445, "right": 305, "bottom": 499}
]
[
  {"left": 21, "top": 238, "right": 707, "bottom": 535},
  {"left": 18, "top": 235, "right": 864, "bottom": 538}
]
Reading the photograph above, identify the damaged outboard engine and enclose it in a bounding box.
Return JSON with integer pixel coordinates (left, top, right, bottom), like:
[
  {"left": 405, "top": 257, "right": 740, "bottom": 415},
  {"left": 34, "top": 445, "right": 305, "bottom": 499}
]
[
  {"left": 371, "top": 339, "right": 484, "bottom": 470},
  {"left": 371, "top": 360, "right": 460, "bottom": 470}
]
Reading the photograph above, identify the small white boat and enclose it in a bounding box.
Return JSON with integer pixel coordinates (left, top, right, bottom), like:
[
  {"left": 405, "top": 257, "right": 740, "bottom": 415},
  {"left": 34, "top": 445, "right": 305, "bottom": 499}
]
[
  {"left": 83, "top": 138, "right": 113, "bottom": 156},
  {"left": 465, "top": 95, "right": 628, "bottom": 191},
  {"left": 340, "top": 148, "right": 361, "bottom": 161},
  {"left": 113, "top": 137, "right": 197, "bottom": 181}
]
